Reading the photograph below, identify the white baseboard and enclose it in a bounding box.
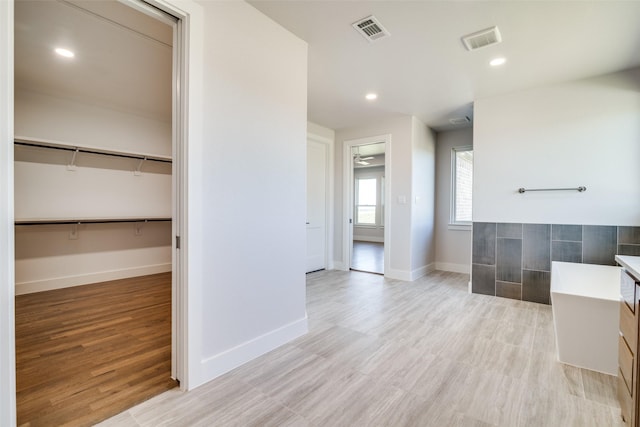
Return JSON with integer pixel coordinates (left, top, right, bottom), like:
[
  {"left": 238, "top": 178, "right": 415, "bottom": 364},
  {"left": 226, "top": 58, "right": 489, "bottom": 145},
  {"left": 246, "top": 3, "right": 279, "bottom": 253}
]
[
  {"left": 15, "top": 263, "right": 172, "bottom": 295},
  {"left": 435, "top": 262, "right": 471, "bottom": 274},
  {"left": 199, "top": 316, "right": 308, "bottom": 384},
  {"left": 332, "top": 261, "right": 347, "bottom": 271},
  {"left": 353, "top": 236, "right": 384, "bottom": 243},
  {"left": 385, "top": 264, "right": 435, "bottom": 281},
  {"left": 410, "top": 263, "right": 435, "bottom": 280}
]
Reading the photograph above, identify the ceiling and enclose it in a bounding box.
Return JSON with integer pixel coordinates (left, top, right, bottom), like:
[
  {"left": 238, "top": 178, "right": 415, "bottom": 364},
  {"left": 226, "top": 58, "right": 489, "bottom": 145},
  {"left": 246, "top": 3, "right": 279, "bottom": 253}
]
[
  {"left": 15, "top": 0, "right": 173, "bottom": 122},
  {"left": 248, "top": 1, "right": 640, "bottom": 132}
]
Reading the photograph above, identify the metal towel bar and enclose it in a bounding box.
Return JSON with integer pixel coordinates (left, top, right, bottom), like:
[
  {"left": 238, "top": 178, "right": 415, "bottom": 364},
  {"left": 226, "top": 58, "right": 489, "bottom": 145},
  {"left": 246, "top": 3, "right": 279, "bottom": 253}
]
[{"left": 518, "top": 186, "right": 586, "bottom": 194}]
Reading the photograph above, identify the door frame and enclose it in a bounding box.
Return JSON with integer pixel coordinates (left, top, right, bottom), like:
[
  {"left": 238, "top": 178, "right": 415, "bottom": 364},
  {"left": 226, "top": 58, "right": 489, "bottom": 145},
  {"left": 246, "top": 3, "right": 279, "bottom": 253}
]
[
  {"left": 307, "top": 132, "right": 334, "bottom": 270},
  {"left": 342, "top": 134, "right": 391, "bottom": 275},
  {"left": 122, "top": 0, "right": 195, "bottom": 390},
  {"left": 2, "top": 0, "right": 203, "bottom": 423}
]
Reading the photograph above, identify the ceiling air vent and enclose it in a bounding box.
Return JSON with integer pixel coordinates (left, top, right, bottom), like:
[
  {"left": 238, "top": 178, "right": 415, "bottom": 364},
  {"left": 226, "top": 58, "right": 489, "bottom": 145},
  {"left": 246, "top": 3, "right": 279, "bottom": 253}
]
[
  {"left": 449, "top": 116, "right": 471, "bottom": 125},
  {"left": 352, "top": 15, "right": 390, "bottom": 42},
  {"left": 461, "top": 26, "right": 502, "bottom": 51}
]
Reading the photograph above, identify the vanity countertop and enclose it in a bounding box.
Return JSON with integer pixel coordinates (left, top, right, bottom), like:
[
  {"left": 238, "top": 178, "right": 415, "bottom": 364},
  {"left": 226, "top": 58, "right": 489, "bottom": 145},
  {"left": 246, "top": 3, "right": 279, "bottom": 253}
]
[{"left": 616, "top": 255, "right": 640, "bottom": 280}]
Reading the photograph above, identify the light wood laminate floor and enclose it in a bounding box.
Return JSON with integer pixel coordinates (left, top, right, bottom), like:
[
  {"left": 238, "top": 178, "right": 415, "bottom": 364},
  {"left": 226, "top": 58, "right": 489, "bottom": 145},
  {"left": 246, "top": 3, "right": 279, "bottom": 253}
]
[
  {"left": 100, "top": 270, "right": 622, "bottom": 427},
  {"left": 351, "top": 241, "right": 384, "bottom": 274},
  {"left": 15, "top": 273, "right": 177, "bottom": 427}
]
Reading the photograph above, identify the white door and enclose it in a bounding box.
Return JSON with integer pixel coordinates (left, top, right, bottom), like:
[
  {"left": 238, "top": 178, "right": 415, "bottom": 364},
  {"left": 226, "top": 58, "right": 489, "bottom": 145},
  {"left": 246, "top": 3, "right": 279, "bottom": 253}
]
[{"left": 306, "top": 139, "right": 327, "bottom": 272}]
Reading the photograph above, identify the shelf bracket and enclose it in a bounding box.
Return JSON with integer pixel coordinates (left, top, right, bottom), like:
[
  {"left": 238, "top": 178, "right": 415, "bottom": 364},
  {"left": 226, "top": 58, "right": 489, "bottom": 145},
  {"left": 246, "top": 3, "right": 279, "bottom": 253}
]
[
  {"left": 134, "top": 157, "right": 147, "bottom": 176},
  {"left": 69, "top": 223, "right": 79, "bottom": 240},
  {"left": 67, "top": 148, "right": 79, "bottom": 171}
]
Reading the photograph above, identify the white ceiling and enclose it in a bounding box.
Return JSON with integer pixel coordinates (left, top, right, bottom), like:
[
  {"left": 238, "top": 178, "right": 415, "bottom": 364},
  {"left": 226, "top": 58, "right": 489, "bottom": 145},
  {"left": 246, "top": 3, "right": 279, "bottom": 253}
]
[
  {"left": 248, "top": 0, "right": 640, "bottom": 131},
  {"left": 15, "top": 0, "right": 173, "bottom": 122}
]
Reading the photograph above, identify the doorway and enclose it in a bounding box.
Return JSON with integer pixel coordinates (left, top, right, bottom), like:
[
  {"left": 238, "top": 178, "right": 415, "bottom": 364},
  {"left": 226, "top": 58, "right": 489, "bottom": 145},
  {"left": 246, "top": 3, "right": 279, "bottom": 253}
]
[
  {"left": 343, "top": 135, "right": 391, "bottom": 276},
  {"left": 351, "top": 143, "right": 385, "bottom": 274},
  {"left": 13, "top": 0, "right": 182, "bottom": 424}
]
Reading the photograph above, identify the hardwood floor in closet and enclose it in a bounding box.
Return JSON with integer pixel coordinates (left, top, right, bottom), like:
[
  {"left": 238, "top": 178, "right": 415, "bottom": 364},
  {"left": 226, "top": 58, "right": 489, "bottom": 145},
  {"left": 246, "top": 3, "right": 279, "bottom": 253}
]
[{"left": 15, "top": 273, "right": 177, "bottom": 427}]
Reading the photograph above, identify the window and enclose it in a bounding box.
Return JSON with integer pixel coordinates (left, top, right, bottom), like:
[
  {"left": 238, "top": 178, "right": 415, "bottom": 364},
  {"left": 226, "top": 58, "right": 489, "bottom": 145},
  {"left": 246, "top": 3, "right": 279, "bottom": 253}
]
[
  {"left": 355, "top": 175, "right": 384, "bottom": 226},
  {"left": 451, "top": 147, "right": 473, "bottom": 228},
  {"left": 355, "top": 178, "right": 377, "bottom": 224}
]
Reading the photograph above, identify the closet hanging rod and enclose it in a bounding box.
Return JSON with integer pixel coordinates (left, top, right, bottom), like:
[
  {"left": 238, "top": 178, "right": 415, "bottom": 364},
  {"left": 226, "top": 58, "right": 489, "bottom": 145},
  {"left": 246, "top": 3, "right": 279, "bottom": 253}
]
[
  {"left": 14, "top": 140, "right": 172, "bottom": 164},
  {"left": 15, "top": 218, "right": 172, "bottom": 226},
  {"left": 518, "top": 186, "right": 586, "bottom": 194}
]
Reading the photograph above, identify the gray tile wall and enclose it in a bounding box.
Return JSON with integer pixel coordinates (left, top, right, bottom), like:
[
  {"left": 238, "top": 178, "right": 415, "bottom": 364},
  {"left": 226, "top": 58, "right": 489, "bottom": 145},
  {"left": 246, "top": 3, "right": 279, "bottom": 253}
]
[{"left": 471, "top": 223, "right": 640, "bottom": 305}]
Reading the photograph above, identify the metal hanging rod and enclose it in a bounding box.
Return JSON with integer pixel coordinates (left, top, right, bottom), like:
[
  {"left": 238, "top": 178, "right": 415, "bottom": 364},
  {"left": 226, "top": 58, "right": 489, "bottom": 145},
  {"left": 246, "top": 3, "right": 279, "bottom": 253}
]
[
  {"left": 14, "top": 140, "right": 172, "bottom": 164},
  {"left": 15, "top": 218, "right": 172, "bottom": 226},
  {"left": 518, "top": 186, "right": 586, "bottom": 194}
]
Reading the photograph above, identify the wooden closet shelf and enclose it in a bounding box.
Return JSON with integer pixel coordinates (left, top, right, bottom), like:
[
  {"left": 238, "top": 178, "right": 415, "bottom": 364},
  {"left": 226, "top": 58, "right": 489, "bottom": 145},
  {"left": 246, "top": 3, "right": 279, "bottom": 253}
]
[
  {"left": 15, "top": 218, "right": 172, "bottom": 226},
  {"left": 15, "top": 136, "right": 172, "bottom": 163}
]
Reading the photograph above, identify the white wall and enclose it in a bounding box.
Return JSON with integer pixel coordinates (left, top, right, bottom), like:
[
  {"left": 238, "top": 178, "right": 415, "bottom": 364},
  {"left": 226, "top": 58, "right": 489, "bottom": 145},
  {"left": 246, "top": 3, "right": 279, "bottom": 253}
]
[
  {"left": 15, "top": 88, "right": 171, "bottom": 157},
  {"left": 435, "top": 127, "right": 472, "bottom": 273},
  {"left": 335, "top": 116, "right": 413, "bottom": 278},
  {"left": 195, "top": 0, "right": 308, "bottom": 381},
  {"left": 410, "top": 116, "right": 436, "bottom": 275},
  {"left": 15, "top": 222, "right": 171, "bottom": 294},
  {"left": 335, "top": 115, "right": 436, "bottom": 280},
  {"left": 474, "top": 68, "right": 640, "bottom": 225},
  {"left": 0, "top": 0, "right": 15, "bottom": 424},
  {"left": 14, "top": 88, "right": 172, "bottom": 293},
  {"left": 307, "top": 121, "right": 335, "bottom": 141}
]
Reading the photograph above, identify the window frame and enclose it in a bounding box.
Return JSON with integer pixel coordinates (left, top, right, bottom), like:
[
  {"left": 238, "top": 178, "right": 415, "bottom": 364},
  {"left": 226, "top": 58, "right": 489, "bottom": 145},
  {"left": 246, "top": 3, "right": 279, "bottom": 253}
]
[
  {"left": 354, "top": 172, "right": 385, "bottom": 228},
  {"left": 449, "top": 146, "right": 473, "bottom": 231}
]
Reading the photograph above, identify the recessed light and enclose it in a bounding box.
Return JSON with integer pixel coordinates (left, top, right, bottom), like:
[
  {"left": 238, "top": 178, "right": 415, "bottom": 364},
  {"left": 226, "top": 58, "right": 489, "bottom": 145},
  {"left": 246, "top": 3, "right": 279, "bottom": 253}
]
[
  {"left": 54, "top": 48, "right": 75, "bottom": 58},
  {"left": 365, "top": 93, "right": 378, "bottom": 100},
  {"left": 489, "top": 57, "right": 506, "bottom": 67}
]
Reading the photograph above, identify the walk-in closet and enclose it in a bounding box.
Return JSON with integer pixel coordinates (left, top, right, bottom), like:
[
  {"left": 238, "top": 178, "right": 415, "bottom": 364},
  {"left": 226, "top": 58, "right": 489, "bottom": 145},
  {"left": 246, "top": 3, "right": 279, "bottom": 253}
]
[{"left": 14, "top": 0, "right": 177, "bottom": 424}]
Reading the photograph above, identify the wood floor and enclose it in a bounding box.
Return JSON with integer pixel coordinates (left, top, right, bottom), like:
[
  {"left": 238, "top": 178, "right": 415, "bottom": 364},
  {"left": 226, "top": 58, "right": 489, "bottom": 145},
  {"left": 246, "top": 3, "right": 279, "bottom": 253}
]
[
  {"left": 351, "top": 240, "right": 384, "bottom": 274},
  {"left": 100, "top": 269, "right": 622, "bottom": 427},
  {"left": 15, "top": 273, "right": 177, "bottom": 427}
]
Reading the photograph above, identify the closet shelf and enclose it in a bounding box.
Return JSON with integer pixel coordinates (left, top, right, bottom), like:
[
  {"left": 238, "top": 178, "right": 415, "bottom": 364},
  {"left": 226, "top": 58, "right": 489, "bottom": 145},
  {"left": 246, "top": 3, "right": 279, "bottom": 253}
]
[
  {"left": 14, "top": 136, "right": 172, "bottom": 163},
  {"left": 15, "top": 217, "right": 172, "bottom": 226}
]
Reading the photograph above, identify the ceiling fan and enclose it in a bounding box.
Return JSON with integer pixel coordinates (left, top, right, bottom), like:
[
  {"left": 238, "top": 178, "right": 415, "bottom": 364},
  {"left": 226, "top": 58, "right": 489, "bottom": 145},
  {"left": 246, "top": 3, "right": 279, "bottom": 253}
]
[{"left": 353, "top": 150, "right": 375, "bottom": 165}]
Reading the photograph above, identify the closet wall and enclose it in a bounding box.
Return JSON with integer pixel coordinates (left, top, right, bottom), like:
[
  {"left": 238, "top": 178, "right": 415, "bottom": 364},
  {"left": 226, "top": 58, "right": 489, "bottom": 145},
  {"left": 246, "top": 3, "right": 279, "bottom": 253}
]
[
  {"left": 14, "top": 2, "right": 173, "bottom": 295},
  {"left": 14, "top": 89, "right": 172, "bottom": 295}
]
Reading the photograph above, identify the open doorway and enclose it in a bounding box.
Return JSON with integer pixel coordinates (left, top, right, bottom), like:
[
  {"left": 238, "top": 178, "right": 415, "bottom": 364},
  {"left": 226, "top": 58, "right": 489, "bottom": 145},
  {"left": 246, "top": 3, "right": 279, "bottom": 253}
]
[
  {"left": 13, "top": 0, "right": 182, "bottom": 424},
  {"left": 349, "top": 141, "right": 386, "bottom": 275}
]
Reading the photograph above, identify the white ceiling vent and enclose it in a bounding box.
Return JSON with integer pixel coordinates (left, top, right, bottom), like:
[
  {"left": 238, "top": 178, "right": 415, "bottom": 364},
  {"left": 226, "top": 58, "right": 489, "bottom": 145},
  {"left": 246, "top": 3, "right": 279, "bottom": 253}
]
[
  {"left": 449, "top": 116, "right": 471, "bottom": 125},
  {"left": 352, "top": 15, "right": 390, "bottom": 42},
  {"left": 461, "top": 26, "right": 502, "bottom": 51}
]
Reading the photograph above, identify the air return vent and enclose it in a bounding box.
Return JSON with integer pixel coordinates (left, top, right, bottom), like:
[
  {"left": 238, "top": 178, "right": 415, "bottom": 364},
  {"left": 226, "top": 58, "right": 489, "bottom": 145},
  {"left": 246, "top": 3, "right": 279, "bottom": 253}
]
[
  {"left": 449, "top": 116, "right": 471, "bottom": 125},
  {"left": 352, "top": 15, "right": 390, "bottom": 42},
  {"left": 461, "top": 26, "right": 502, "bottom": 51}
]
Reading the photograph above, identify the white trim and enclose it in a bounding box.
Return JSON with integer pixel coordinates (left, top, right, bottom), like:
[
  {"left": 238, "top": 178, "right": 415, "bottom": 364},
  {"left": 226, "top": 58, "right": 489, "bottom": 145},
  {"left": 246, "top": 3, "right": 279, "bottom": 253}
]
[
  {"left": 122, "top": 0, "right": 204, "bottom": 390},
  {"left": 435, "top": 262, "right": 471, "bottom": 274},
  {"left": 307, "top": 132, "right": 334, "bottom": 272},
  {"left": 353, "top": 235, "right": 384, "bottom": 243},
  {"left": 0, "top": 0, "right": 15, "bottom": 425},
  {"left": 447, "top": 223, "right": 472, "bottom": 231},
  {"left": 198, "top": 316, "right": 308, "bottom": 388},
  {"left": 15, "top": 263, "right": 172, "bottom": 295},
  {"left": 343, "top": 134, "right": 391, "bottom": 277},
  {"left": 386, "top": 263, "right": 435, "bottom": 281},
  {"left": 332, "top": 261, "right": 347, "bottom": 271},
  {"left": 411, "top": 263, "right": 435, "bottom": 280},
  {"left": 450, "top": 145, "right": 473, "bottom": 226}
]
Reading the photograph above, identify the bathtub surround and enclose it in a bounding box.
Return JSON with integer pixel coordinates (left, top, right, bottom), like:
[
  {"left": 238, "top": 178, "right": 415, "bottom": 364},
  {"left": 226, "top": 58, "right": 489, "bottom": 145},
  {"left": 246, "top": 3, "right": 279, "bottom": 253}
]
[{"left": 472, "top": 223, "right": 640, "bottom": 304}]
